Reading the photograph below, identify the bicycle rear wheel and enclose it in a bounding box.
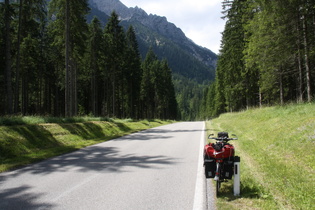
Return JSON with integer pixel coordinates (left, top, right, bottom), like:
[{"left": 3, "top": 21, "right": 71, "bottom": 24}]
[{"left": 216, "top": 180, "right": 221, "bottom": 196}]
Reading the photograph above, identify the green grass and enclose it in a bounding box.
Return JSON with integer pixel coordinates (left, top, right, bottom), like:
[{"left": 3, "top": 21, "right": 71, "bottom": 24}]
[
  {"left": 206, "top": 103, "right": 315, "bottom": 209},
  {"left": 0, "top": 117, "right": 174, "bottom": 172},
  {"left": 0, "top": 115, "right": 114, "bottom": 126}
]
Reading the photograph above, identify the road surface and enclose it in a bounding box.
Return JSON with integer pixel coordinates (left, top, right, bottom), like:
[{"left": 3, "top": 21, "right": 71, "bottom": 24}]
[{"left": 0, "top": 122, "right": 215, "bottom": 209}]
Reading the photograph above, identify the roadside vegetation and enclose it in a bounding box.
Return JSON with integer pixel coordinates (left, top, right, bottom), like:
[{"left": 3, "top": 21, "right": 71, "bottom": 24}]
[
  {"left": 206, "top": 103, "right": 315, "bottom": 209},
  {"left": 199, "top": 1, "right": 315, "bottom": 120},
  {"left": 0, "top": 117, "right": 174, "bottom": 172}
]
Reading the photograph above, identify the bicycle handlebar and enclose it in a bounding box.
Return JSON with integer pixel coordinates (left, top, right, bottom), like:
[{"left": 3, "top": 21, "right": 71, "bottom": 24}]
[
  {"left": 208, "top": 137, "right": 238, "bottom": 141},
  {"left": 208, "top": 133, "right": 238, "bottom": 141}
]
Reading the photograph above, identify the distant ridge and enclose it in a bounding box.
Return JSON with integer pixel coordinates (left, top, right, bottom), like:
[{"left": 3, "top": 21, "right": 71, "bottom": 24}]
[{"left": 89, "top": 0, "right": 217, "bottom": 83}]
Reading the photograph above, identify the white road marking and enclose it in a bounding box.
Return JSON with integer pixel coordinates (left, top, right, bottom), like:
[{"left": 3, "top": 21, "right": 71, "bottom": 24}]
[{"left": 193, "top": 122, "right": 206, "bottom": 209}]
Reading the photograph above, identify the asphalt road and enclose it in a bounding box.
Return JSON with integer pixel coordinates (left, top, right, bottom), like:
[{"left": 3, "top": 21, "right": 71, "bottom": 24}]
[{"left": 0, "top": 122, "right": 215, "bottom": 210}]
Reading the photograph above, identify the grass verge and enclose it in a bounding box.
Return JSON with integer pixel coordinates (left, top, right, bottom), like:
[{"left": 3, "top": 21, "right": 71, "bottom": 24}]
[
  {"left": 206, "top": 103, "right": 315, "bottom": 209},
  {"left": 0, "top": 117, "right": 174, "bottom": 172}
]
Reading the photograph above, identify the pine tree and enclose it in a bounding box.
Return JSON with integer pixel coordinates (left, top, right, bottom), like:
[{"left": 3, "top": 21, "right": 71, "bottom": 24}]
[
  {"left": 126, "top": 26, "right": 142, "bottom": 119},
  {"left": 3, "top": 0, "right": 13, "bottom": 114},
  {"left": 0, "top": 5, "right": 4, "bottom": 113},
  {"left": 104, "top": 11, "right": 127, "bottom": 118},
  {"left": 160, "top": 59, "right": 177, "bottom": 119},
  {"left": 244, "top": 0, "right": 315, "bottom": 104},
  {"left": 86, "top": 17, "right": 104, "bottom": 116},
  {"left": 201, "top": 0, "right": 315, "bottom": 119},
  {"left": 140, "top": 47, "right": 157, "bottom": 119},
  {"left": 49, "top": 0, "right": 89, "bottom": 117},
  {"left": 140, "top": 48, "right": 177, "bottom": 119}
]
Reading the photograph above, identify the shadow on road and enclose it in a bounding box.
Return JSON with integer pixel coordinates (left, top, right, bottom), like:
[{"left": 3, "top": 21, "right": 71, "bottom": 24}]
[
  {"left": 0, "top": 146, "right": 176, "bottom": 209},
  {"left": 0, "top": 185, "right": 55, "bottom": 209},
  {"left": 0, "top": 122, "right": 205, "bottom": 209},
  {"left": 2, "top": 145, "right": 176, "bottom": 177}
]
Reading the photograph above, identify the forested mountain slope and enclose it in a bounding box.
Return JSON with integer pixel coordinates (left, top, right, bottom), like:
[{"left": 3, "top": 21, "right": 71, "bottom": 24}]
[
  {"left": 89, "top": 0, "right": 217, "bottom": 120},
  {"left": 89, "top": 0, "right": 217, "bottom": 77},
  {"left": 0, "top": 0, "right": 216, "bottom": 120}
]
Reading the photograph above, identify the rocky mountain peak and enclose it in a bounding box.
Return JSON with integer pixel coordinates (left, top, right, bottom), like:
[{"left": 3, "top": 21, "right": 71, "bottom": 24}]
[
  {"left": 90, "top": 0, "right": 132, "bottom": 19},
  {"left": 89, "top": 0, "right": 217, "bottom": 75},
  {"left": 90, "top": 0, "right": 192, "bottom": 47}
]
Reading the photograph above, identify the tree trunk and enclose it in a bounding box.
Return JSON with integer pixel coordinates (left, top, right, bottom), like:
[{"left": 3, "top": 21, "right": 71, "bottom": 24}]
[
  {"left": 65, "top": 0, "right": 71, "bottom": 116},
  {"left": 72, "top": 60, "right": 77, "bottom": 116},
  {"left": 14, "top": 0, "right": 24, "bottom": 113},
  {"left": 259, "top": 88, "right": 262, "bottom": 107},
  {"left": 296, "top": 11, "right": 303, "bottom": 103},
  {"left": 279, "top": 69, "right": 284, "bottom": 105},
  {"left": 91, "top": 63, "right": 96, "bottom": 116},
  {"left": 112, "top": 79, "right": 115, "bottom": 117},
  {"left": 4, "top": 0, "right": 13, "bottom": 114},
  {"left": 297, "top": 48, "right": 303, "bottom": 102},
  {"left": 302, "top": 15, "right": 312, "bottom": 102}
]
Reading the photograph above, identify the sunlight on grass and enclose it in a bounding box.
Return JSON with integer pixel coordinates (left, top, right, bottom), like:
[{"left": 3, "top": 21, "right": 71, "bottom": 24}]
[
  {"left": 207, "top": 103, "right": 315, "bottom": 209},
  {"left": 0, "top": 118, "right": 174, "bottom": 172}
]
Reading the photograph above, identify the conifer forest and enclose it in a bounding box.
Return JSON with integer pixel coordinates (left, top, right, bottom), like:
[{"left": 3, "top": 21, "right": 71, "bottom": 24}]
[
  {"left": 3, "top": 0, "right": 315, "bottom": 121},
  {"left": 199, "top": 0, "right": 315, "bottom": 119},
  {"left": 0, "top": 0, "right": 178, "bottom": 119}
]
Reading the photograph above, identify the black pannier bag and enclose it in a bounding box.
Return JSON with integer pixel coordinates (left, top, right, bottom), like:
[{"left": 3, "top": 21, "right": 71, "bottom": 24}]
[
  {"left": 222, "top": 160, "right": 234, "bottom": 179},
  {"left": 204, "top": 157, "right": 216, "bottom": 178}
]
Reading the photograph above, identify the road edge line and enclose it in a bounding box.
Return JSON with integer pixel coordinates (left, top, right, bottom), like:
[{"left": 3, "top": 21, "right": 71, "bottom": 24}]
[{"left": 193, "top": 121, "right": 206, "bottom": 210}]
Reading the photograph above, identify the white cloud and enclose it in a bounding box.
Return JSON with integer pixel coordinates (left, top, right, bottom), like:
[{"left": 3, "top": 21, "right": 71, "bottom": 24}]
[{"left": 121, "top": 0, "right": 225, "bottom": 54}]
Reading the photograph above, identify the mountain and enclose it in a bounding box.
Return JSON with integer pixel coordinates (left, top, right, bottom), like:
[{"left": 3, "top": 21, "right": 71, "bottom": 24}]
[
  {"left": 88, "top": 0, "right": 217, "bottom": 83},
  {"left": 88, "top": 0, "right": 218, "bottom": 120}
]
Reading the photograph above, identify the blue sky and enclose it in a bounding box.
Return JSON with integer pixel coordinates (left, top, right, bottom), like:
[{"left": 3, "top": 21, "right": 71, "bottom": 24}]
[
  {"left": 0, "top": 0, "right": 225, "bottom": 53},
  {"left": 121, "top": 0, "right": 226, "bottom": 54}
]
